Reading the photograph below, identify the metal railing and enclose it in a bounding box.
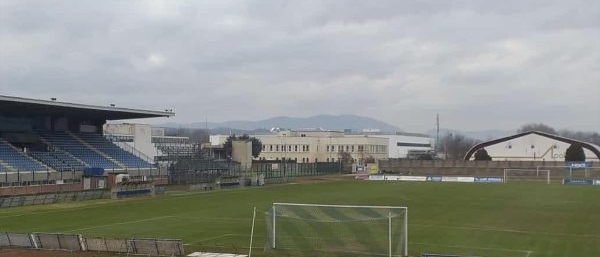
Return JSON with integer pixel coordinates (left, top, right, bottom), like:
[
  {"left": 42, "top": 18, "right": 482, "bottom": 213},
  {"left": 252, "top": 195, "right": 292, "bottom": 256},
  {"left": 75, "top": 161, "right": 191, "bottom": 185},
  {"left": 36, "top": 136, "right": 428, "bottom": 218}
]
[{"left": 1, "top": 232, "right": 184, "bottom": 256}]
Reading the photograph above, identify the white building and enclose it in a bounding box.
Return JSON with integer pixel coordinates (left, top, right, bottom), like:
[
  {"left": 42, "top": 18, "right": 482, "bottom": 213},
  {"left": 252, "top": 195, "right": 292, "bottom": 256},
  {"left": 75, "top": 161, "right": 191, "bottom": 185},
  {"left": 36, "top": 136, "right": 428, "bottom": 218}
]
[
  {"left": 210, "top": 129, "right": 389, "bottom": 164},
  {"left": 103, "top": 123, "right": 194, "bottom": 162},
  {"left": 372, "top": 133, "right": 434, "bottom": 159},
  {"left": 464, "top": 131, "right": 600, "bottom": 162}
]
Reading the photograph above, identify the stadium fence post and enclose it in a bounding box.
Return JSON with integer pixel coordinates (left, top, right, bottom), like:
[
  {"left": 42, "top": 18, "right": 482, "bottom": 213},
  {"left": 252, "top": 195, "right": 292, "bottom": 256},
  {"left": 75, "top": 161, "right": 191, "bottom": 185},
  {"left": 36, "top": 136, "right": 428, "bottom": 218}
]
[
  {"left": 388, "top": 210, "right": 392, "bottom": 257},
  {"left": 249, "top": 206, "right": 256, "bottom": 257},
  {"left": 404, "top": 208, "right": 408, "bottom": 257},
  {"left": 272, "top": 205, "right": 276, "bottom": 249}
]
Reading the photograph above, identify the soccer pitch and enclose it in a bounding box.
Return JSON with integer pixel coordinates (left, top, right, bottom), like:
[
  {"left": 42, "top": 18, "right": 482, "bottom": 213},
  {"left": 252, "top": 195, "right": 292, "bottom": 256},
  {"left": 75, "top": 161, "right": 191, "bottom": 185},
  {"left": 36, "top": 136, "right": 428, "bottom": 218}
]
[{"left": 1, "top": 178, "right": 600, "bottom": 257}]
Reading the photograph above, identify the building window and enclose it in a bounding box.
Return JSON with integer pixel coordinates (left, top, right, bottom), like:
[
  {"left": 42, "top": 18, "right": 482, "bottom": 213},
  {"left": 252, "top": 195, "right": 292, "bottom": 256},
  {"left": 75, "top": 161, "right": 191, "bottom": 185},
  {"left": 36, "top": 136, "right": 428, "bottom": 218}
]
[
  {"left": 351, "top": 145, "right": 355, "bottom": 152},
  {"left": 276, "top": 145, "right": 279, "bottom": 152},
  {"left": 327, "top": 158, "right": 329, "bottom": 162},
  {"left": 270, "top": 145, "right": 273, "bottom": 151},
  {"left": 326, "top": 145, "right": 330, "bottom": 152},
  {"left": 295, "top": 145, "right": 298, "bottom": 152},
  {"left": 306, "top": 145, "right": 310, "bottom": 151},
  {"left": 289, "top": 145, "right": 292, "bottom": 152}
]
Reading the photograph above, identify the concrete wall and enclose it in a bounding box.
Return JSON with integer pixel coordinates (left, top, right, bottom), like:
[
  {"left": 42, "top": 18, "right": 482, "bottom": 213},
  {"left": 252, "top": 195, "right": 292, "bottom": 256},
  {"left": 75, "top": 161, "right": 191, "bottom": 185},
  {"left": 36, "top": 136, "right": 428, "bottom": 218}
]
[
  {"left": 0, "top": 183, "right": 83, "bottom": 196},
  {"left": 232, "top": 140, "right": 252, "bottom": 171}
]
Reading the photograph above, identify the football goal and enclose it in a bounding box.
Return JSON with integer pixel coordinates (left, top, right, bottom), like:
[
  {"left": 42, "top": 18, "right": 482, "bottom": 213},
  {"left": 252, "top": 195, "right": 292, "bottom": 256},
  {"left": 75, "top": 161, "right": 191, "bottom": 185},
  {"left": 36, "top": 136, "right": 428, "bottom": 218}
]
[
  {"left": 265, "top": 203, "right": 408, "bottom": 257},
  {"left": 503, "top": 169, "right": 551, "bottom": 184}
]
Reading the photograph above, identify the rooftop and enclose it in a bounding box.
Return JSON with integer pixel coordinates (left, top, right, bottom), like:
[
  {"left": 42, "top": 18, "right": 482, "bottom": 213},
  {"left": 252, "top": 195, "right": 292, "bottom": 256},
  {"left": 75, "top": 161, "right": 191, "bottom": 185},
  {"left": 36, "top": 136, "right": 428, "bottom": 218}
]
[{"left": 0, "top": 95, "right": 174, "bottom": 120}]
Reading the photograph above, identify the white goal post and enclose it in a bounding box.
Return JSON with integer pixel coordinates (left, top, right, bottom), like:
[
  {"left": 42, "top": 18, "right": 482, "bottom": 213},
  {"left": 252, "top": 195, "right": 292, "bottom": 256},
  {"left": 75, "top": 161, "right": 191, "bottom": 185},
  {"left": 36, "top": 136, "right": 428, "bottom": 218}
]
[
  {"left": 266, "top": 203, "right": 408, "bottom": 257},
  {"left": 503, "top": 169, "right": 551, "bottom": 184}
]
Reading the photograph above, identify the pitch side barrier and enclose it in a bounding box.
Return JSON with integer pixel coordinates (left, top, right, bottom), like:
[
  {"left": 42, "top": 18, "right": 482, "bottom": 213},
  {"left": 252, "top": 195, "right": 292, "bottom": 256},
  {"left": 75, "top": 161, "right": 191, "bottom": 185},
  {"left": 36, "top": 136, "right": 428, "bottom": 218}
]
[
  {"left": 562, "top": 178, "right": 600, "bottom": 186},
  {"left": 365, "top": 174, "right": 504, "bottom": 184},
  {"left": 0, "top": 232, "right": 184, "bottom": 256},
  {"left": 0, "top": 190, "right": 106, "bottom": 208}
]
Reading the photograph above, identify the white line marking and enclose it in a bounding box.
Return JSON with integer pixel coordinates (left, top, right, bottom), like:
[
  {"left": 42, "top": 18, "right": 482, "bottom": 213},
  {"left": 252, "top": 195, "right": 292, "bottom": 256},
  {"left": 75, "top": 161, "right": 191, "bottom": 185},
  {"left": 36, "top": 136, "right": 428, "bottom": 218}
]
[
  {"left": 413, "top": 223, "right": 600, "bottom": 238},
  {"left": 65, "top": 215, "right": 176, "bottom": 232},
  {"left": 411, "top": 242, "right": 531, "bottom": 253}
]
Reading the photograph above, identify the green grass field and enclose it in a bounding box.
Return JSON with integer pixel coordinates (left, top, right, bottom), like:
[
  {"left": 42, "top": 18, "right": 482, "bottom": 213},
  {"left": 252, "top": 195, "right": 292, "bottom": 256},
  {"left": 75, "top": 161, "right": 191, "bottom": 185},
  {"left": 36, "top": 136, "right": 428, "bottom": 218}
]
[{"left": 1, "top": 179, "right": 600, "bottom": 257}]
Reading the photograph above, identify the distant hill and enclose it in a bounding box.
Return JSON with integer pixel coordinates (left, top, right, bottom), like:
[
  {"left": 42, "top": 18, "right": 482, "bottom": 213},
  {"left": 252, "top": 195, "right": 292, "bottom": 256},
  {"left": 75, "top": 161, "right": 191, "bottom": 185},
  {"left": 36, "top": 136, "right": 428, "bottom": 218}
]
[{"left": 160, "top": 114, "right": 401, "bottom": 133}]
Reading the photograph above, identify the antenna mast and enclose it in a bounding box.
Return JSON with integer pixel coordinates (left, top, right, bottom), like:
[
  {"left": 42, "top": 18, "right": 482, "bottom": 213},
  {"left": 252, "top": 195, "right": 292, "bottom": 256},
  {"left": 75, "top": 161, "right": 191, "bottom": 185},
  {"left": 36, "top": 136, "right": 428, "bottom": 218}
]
[{"left": 436, "top": 114, "right": 440, "bottom": 153}]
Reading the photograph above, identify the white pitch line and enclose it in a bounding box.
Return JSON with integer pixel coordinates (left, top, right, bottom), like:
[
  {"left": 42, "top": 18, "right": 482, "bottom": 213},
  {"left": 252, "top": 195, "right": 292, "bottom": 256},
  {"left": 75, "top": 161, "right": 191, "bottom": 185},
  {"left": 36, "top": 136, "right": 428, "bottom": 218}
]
[
  {"left": 65, "top": 215, "right": 176, "bottom": 232},
  {"left": 411, "top": 242, "right": 532, "bottom": 254},
  {"left": 413, "top": 223, "right": 600, "bottom": 238}
]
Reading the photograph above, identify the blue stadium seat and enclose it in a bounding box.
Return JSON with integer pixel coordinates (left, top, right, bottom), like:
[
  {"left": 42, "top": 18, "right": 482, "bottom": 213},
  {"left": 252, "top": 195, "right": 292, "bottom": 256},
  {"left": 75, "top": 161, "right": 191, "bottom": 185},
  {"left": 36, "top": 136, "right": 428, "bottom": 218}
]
[
  {"left": 0, "top": 141, "right": 46, "bottom": 172},
  {"left": 74, "top": 133, "right": 153, "bottom": 169},
  {"left": 39, "top": 131, "right": 121, "bottom": 170}
]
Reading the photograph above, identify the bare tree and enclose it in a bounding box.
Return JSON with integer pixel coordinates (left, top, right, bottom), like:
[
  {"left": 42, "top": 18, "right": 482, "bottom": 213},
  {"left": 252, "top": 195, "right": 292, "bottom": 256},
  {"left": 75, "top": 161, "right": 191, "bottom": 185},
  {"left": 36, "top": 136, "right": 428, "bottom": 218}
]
[
  {"left": 439, "top": 133, "right": 479, "bottom": 160},
  {"left": 517, "top": 123, "right": 557, "bottom": 134}
]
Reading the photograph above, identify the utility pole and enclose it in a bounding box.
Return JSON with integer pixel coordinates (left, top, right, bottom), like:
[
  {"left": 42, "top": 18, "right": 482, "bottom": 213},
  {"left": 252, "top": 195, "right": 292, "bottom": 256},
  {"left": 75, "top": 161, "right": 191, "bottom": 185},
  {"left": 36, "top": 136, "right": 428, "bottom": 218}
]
[{"left": 436, "top": 114, "right": 440, "bottom": 153}]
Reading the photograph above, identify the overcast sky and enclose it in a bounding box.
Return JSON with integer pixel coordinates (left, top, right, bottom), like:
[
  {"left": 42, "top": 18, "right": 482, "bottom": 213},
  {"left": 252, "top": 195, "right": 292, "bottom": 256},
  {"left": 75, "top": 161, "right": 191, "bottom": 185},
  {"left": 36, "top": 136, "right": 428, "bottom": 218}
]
[{"left": 1, "top": 0, "right": 599, "bottom": 132}]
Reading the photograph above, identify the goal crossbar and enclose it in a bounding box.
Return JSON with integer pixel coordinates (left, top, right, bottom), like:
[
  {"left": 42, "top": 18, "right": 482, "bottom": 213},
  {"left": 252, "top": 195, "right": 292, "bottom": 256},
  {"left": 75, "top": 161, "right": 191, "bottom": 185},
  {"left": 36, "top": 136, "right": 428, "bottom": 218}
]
[{"left": 274, "top": 202, "right": 408, "bottom": 210}]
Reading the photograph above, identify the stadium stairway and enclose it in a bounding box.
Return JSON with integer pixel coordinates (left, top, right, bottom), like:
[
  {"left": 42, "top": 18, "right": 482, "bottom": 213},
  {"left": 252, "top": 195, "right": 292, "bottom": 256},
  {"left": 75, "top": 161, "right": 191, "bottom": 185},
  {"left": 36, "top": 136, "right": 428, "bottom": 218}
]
[{"left": 66, "top": 131, "right": 127, "bottom": 169}]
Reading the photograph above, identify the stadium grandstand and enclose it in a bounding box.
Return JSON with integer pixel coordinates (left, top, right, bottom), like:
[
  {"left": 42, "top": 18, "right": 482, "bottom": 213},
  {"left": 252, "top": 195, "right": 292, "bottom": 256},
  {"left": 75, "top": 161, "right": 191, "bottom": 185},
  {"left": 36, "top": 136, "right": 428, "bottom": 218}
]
[{"left": 0, "top": 95, "right": 174, "bottom": 190}]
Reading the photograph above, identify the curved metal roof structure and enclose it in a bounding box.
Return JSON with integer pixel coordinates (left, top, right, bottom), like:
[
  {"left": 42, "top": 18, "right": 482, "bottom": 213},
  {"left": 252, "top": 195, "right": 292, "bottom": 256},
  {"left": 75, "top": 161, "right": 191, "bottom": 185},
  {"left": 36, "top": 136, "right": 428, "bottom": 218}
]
[
  {"left": 463, "top": 131, "right": 600, "bottom": 161},
  {"left": 0, "top": 95, "right": 174, "bottom": 120}
]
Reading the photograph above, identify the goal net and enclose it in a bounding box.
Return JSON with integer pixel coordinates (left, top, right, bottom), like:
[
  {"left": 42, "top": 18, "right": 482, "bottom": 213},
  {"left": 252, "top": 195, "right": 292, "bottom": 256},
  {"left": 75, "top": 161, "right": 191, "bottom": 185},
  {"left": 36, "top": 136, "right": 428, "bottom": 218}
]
[
  {"left": 503, "top": 169, "right": 551, "bottom": 184},
  {"left": 265, "top": 203, "right": 408, "bottom": 257}
]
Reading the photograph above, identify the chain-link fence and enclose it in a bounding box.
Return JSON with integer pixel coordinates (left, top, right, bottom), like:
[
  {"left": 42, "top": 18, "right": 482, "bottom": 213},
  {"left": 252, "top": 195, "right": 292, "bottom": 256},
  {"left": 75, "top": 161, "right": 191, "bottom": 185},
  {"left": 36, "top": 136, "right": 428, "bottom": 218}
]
[
  {"left": 1, "top": 232, "right": 184, "bottom": 256},
  {"left": 0, "top": 232, "right": 35, "bottom": 248},
  {"left": 0, "top": 190, "right": 106, "bottom": 208},
  {"left": 83, "top": 237, "right": 132, "bottom": 253},
  {"left": 130, "top": 238, "right": 185, "bottom": 256},
  {"left": 32, "top": 233, "right": 82, "bottom": 251}
]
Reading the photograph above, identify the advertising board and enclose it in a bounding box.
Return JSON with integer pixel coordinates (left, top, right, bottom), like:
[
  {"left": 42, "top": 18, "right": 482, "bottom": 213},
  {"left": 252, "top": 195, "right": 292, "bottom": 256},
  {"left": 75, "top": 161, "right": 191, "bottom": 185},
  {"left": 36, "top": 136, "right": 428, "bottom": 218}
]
[
  {"left": 562, "top": 178, "right": 594, "bottom": 185},
  {"left": 474, "top": 177, "right": 503, "bottom": 183},
  {"left": 399, "top": 176, "right": 427, "bottom": 182},
  {"left": 426, "top": 176, "right": 442, "bottom": 182},
  {"left": 368, "top": 175, "right": 385, "bottom": 181},
  {"left": 565, "top": 162, "right": 593, "bottom": 169},
  {"left": 441, "top": 176, "right": 475, "bottom": 183}
]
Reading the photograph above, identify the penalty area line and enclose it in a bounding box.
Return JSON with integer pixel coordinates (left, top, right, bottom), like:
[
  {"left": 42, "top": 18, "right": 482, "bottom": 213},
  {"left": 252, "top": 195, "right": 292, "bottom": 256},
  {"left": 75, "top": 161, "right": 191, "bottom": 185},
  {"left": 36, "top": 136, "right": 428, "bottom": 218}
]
[
  {"left": 184, "top": 233, "right": 249, "bottom": 245},
  {"left": 411, "top": 242, "right": 532, "bottom": 254},
  {"left": 65, "top": 215, "right": 176, "bottom": 232}
]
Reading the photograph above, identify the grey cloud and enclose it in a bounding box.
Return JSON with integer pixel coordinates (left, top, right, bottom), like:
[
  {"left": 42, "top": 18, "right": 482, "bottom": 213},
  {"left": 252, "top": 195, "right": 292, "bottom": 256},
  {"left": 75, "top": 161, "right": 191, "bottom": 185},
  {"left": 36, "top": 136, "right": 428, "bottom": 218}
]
[{"left": 1, "top": 0, "right": 598, "bottom": 132}]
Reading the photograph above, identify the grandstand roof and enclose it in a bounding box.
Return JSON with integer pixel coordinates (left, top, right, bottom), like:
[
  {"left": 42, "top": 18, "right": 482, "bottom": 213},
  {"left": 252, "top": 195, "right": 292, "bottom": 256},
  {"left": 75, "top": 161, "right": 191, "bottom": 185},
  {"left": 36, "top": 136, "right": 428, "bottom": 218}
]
[
  {"left": 464, "top": 130, "right": 600, "bottom": 160},
  {"left": 0, "top": 95, "right": 174, "bottom": 120}
]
